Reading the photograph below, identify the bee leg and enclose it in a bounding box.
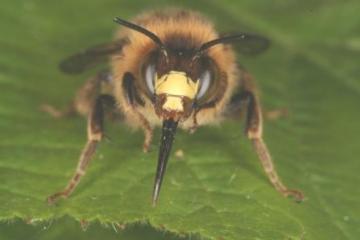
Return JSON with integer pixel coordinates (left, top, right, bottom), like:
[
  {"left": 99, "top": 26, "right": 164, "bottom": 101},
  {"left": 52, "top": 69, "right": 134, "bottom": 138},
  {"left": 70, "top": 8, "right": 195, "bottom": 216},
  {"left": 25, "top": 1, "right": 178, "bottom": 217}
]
[
  {"left": 241, "top": 72, "right": 304, "bottom": 201},
  {"left": 41, "top": 70, "right": 113, "bottom": 118},
  {"left": 138, "top": 114, "right": 153, "bottom": 153},
  {"left": 188, "top": 110, "right": 199, "bottom": 134},
  {"left": 40, "top": 102, "right": 76, "bottom": 118},
  {"left": 122, "top": 72, "right": 153, "bottom": 152},
  {"left": 264, "top": 108, "right": 288, "bottom": 120},
  {"left": 47, "top": 94, "right": 114, "bottom": 204},
  {"left": 232, "top": 69, "right": 304, "bottom": 201}
]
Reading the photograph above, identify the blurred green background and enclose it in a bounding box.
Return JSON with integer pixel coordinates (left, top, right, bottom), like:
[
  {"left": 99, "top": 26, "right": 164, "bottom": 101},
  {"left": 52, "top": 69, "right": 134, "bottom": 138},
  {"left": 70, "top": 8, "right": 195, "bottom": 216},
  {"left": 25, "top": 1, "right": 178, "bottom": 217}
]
[{"left": 0, "top": 0, "right": 359, "bottom": 239}]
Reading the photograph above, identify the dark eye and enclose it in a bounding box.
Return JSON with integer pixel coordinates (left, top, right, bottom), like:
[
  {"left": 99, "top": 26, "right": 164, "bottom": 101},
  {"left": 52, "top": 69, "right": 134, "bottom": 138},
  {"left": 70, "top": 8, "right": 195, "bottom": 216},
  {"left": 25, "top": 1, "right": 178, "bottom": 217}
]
[
  {"left": 145, "top": 64, "right": 156, "bottom": 93},
  {"left": 197, "top": 70, "right": 211, "bottom": 99}
]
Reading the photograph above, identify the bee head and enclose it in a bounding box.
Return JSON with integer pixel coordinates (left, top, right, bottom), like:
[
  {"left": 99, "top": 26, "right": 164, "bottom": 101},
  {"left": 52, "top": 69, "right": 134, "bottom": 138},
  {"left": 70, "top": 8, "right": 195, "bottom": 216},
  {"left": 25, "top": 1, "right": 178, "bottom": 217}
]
[
  {"left": 142, "top": 44, "right": 216, "bottom": 123},
  {"left": 114, "top": 17, "right": 235, "bottom": 123}
]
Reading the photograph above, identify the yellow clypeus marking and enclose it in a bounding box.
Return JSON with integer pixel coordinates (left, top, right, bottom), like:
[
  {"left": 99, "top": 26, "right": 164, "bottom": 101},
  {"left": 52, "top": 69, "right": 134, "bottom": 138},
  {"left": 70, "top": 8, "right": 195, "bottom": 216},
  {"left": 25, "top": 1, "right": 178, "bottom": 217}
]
[
  {"left": 162, "top": 96, "right": 184, "bottom": 112},
  {"left": 155, "top": 71, "right": 199, "bottom": 112},
  {"left": 155, "top": 71, "right": 199, "bottom": 98}
]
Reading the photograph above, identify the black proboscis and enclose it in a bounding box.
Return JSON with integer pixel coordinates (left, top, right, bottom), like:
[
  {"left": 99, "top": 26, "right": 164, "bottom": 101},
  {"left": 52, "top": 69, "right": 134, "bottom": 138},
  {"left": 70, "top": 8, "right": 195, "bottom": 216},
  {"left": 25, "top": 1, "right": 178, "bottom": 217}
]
[{"left": 152, "top": 119, "right": 178, "bottom": 206}]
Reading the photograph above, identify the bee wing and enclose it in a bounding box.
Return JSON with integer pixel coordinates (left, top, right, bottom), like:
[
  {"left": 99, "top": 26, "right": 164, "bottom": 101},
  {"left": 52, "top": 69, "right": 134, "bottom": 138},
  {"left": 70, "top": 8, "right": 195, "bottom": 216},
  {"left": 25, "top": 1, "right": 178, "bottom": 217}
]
[
  {"left": 222, "top": 32, "right": 270, "bottom": 55},
  {"left": 59, "top": 38, "right": 128, "bottom": 74}
]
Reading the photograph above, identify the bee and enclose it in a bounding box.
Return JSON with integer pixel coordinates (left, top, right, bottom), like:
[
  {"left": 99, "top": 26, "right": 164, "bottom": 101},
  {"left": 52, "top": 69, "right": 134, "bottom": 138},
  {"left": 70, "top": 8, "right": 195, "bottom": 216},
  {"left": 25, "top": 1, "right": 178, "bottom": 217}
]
[{"left": 45, "top": 9, "right": 304, "bottom": 206}]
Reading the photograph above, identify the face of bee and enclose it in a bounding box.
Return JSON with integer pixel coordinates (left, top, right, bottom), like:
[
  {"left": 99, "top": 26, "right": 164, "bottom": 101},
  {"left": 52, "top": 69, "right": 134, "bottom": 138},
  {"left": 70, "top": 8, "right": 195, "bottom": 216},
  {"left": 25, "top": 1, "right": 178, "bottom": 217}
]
[
  {"left": 138, "top": 42, "right": 221, "bottom": 205},
  {"left": 142, "top": 48, "right": 217, "bottom": 122}
]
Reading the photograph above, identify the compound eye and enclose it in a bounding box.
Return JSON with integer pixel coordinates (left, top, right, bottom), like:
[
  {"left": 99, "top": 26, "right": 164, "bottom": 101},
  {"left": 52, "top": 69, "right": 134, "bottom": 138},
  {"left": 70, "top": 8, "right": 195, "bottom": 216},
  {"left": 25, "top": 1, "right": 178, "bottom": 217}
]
[
  {"left": 145, "top": 64, "right": 156, "bottom": 94},
  {"left": 197, "top": 70, "right": 211, "bottom": 99}
]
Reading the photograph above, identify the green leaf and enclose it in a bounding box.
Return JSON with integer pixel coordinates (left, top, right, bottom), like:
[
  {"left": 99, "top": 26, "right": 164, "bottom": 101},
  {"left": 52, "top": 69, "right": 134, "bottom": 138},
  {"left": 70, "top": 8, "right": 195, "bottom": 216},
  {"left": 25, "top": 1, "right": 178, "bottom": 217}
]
[
  {"left": 0, "top": 217, "right": 184, "bottom": 240},
  {"left": 1, "top": 0, "right": 359, "bottom": 239}
]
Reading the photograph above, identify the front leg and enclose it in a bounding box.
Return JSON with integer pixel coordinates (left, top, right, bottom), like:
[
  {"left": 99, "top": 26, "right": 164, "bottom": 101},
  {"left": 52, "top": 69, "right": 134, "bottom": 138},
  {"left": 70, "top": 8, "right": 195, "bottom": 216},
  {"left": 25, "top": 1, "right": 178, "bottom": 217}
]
[
  {"left": 122, "top": 72, "right": 153, "bottom": 152},
  {"left": 47, "top": 94, "right": 115, "bottom": 204},
  {"left": 237, "top": 71, "right": 304, "bottom": 201}
]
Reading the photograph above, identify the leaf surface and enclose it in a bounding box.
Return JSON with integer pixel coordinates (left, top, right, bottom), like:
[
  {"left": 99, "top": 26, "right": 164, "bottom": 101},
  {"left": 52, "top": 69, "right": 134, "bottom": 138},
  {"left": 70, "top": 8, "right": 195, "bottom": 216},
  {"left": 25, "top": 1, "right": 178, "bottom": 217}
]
[{"left": 0, "top": 0, "right": 359, "bottom": 239}]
